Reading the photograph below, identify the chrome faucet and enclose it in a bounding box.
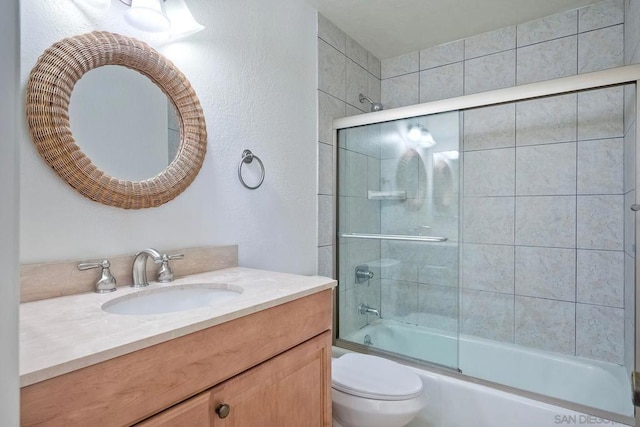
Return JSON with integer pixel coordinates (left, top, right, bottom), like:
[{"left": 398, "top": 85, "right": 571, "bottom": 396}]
[
  {"left": 359, "top": 303, "right": 381, "bottom": 318},
  {"left": 132, "top": 248, "right": 163, "bottom": 288}
]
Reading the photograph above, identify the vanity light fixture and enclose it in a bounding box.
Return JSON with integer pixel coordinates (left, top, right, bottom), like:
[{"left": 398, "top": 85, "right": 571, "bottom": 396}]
[
  {"left": 119, "top": 0, "right": 205, "bottom": 38},
  {"left": 121, "top": 0, "right": 170, "bottom": 33},
  {"left": 164, "top": 0, "right": 205, "bottom": 39},
  {"left": 407, "top": 124, "right": 436, "bottom": 148}
]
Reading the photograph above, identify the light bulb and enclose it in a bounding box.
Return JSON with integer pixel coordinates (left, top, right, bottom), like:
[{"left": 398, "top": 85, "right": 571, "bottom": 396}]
[
  {"left": 407, "top": 124, "right": 423, "bottom": 142},
  {"left": 406, "top": 124, "right": 436, "bottom": 147},
  {"left": 421, "top": 132, "right": 436, "bottom": 148}
]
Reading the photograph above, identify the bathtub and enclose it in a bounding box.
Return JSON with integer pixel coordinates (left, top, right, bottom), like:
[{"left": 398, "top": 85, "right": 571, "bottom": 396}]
[{"left": 339, "top": 319, "right": 633, "bottom": 426}]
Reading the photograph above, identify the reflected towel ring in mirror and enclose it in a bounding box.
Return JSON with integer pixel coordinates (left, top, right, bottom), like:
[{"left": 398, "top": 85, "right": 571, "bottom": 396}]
[
  {"left": 25, "top": 31, "right": 207, "bottom": 209},
  {"left": 238, "top": 150, "right": 265, "bottom": 190}
]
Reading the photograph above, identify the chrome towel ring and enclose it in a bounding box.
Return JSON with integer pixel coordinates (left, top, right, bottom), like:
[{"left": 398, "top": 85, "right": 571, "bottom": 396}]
[{"left": 238, "top": 149, "right": 265, "bottom": 190}]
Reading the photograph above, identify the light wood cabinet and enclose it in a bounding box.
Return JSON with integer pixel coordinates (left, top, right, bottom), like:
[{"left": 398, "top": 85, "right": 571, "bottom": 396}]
[
  {"left": 139, "top": 332, "right": 331, "bottom": 427},
  {"left": 137, "top": 392, "right": 213, "bottom": 427},
  {"left": 21, "top": 290, "right": 333, "bottom": 426}
]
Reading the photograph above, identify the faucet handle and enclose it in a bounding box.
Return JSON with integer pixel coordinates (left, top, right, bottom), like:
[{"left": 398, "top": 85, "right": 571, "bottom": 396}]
[
  {"left": 157, "top": 253, "right": 184, "bottom": 283},
  {"left": 166, "top": 253, "right": 184, "bottom": 261},
  {"left": 78, "top": 259, "right": 117, "bottom": 293}
]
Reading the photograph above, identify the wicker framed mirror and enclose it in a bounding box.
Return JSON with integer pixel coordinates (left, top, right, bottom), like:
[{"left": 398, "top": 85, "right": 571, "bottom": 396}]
[{"left": 26, "top": 31, "right": 207, "bottom": 209}]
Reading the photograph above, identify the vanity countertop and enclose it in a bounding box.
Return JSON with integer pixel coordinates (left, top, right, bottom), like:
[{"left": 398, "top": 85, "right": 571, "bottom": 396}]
[{"left": 20, "top": 267, "right": 336, "bottom": 387}]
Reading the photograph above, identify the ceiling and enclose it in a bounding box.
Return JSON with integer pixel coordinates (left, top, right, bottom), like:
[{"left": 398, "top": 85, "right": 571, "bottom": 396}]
[{"left": 306, "top": 0, "right": 605, "bottom": 59}]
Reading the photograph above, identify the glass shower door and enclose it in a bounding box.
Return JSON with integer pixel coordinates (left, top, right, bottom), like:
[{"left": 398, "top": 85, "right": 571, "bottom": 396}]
[{"left": 336, "top": 111, "right": 461, "bottom": 371}]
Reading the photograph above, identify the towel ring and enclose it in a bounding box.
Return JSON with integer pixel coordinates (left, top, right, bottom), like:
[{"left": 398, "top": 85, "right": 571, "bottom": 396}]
[{"left": 238, "top": 149, "right": 265, "bottom": 190}]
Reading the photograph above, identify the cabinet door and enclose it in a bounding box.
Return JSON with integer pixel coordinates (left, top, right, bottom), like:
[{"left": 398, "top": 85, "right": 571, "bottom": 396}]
[
  {"left": 210, "top": 331, "right": 332, "bottom": 427},
  {"left": 136, "top": 391, "right": 213, "bottom": 427}
]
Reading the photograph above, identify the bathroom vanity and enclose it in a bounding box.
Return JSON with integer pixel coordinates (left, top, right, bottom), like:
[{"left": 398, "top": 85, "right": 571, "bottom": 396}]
[{"left": 20, "top": 268, "right": 335, "bottom": 426}]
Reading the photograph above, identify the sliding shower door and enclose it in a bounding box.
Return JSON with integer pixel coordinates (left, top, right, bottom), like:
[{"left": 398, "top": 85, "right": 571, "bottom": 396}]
[
  {"left": 456, "top": 86, "right": 635, "bottom": 419},
  {"left": 334, "top": 69, "right": 638, "bottom": 422},
  {"left": 336, "top": 111, "right": 461, "bottom": 370}
]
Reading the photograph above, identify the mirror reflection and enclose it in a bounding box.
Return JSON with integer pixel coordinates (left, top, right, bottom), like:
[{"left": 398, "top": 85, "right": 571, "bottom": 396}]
[
  {"left": 395, "top": 148, "right": 426, "bottom": 211},
  {"left": 69, "top": 65, "right": 180, "bottom": 181}
]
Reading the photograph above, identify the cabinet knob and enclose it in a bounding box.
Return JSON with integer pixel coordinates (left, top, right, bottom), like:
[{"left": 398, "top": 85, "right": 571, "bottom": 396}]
[{"left": 215, "top": 403, "right": 231, "bottom": 419}]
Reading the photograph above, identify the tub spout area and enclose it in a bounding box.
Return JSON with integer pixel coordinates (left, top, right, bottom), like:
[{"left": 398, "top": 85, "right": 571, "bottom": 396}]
[{"left": 359, "top": 303, "right": 381, "bottom": 318}]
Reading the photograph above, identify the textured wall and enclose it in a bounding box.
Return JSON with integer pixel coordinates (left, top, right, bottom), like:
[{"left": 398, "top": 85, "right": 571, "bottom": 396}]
[
  {"left": 337, "top": 124, "right": 383, "bottom": 336},
  {"left": 456, "top": 88, "right": 628, "bottom": 365},
  {"left": 376, "top": 0, "right": 629, "bottom": 365},
  {"left": 381, "top": 0, "right": 625, "bottom": 108},
  {"left": 20, "top": 0, "right": 318, "bottom": 275},
  {"left": 624, "top": 0, "right": 639, "bottom": 377},
  {"left": 0, "top": 0, "right": 19, "bottom": 423},
  {"left": 316, "top": 14, "right": 382, "bottom": 335}
]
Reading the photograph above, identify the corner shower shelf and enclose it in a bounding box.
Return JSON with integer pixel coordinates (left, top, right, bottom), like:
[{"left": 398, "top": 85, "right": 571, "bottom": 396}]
[
  {"left": 367, "top": 190, "right": 406, "bottom": 200},
  {"left": 340, "top": 233, "right": 447, "bottom": 242}
]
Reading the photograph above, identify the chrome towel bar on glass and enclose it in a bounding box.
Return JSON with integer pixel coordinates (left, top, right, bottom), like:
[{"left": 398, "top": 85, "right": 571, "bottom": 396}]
[
  {"left": 632, "top": 204, "right": 640, "bottom": 211},
  {"left": 238, "top": 149, "right": 265, "bottom": 190},
  {"left": 340, "top": 233, "right": 447, "bottom": 242}
]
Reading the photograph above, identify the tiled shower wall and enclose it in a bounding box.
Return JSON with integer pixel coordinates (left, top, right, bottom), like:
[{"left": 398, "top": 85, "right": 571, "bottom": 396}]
[
  {"left": 459, "top": 87, "right": 628, "bottom": 364},
  {"left": 624, "top": 0, "right": 640, "bottom": 375},
  {"left": 377, "top": 0, "right": 630, "bottom": 365},
  {"left": 381, "top": 0, "right": 625, "bottom": 107},
  {"left": 315, "top": 14, "right": 383, "bottom": 335},
  {"left": 337, "top": 125, "right": 383, "bottom": 335},
  {"left": 322, "top": 0, "right": 640, "bottom": 366}
]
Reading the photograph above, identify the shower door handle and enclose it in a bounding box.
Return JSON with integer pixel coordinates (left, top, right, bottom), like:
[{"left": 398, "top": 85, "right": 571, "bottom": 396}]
[
  {"left": 631, "top": 204, "right": 640, "bottom": 211},
  {"left": 632, "top": 371, "right": 640, "bottom": 406}
]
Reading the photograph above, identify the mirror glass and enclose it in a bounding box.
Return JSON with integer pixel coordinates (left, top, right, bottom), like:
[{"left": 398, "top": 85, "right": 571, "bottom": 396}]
[{"left": 69, "top": 65, "right": 180, "bottom": 181}]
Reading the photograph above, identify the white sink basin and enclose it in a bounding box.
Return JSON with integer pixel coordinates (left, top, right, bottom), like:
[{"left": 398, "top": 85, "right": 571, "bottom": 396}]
[{"left": 102, "top": 283, "right": 243, "bottom": 315}]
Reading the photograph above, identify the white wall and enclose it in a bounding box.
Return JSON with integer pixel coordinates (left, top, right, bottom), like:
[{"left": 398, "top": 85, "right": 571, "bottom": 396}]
[
  {"left": 0, "top": 0, "right": 19, "bottom": 423},
  {"left": 20, "top": 0, "right": 318, "bottom": 275}
]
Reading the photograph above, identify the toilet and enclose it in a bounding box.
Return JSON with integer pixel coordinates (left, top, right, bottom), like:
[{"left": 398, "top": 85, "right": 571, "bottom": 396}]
[{"left": 331, "top": 353, "right": 428, "bottom": 427}]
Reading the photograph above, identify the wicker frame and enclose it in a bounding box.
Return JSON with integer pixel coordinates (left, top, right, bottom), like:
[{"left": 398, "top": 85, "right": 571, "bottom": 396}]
[{"left": 26, "top": 31, "right": 207, "bottom": 209}]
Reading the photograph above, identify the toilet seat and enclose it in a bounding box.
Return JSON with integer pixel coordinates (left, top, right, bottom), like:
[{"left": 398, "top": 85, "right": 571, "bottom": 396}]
[{"left": 332, "top": 353, "right": 423, "bottom": 401}]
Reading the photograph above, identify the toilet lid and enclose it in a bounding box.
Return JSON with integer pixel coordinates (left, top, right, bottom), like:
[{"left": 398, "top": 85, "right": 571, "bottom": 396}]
[{"left": 332, "top": 353, "right": 423, "bottom": 401}]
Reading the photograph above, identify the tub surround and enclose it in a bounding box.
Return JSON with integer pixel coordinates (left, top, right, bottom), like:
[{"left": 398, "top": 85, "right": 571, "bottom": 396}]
[
  {"left": 316, "top": 13, "right": 383, "bottom": 280},
  {"left": 20, "top": 267, "right": 336, "bottom": 387},
  {"left": 363, "top": 0, "right": 630, "bottom": 367},
  {"left": 332, "top": 64, "right": 639, "bottom": 422},
  {"left": 20, "top": 245, "right": 238, "bottom": 302},
  {"left": 322, "top": 0, "right": 633, "bottom": 367},
  {"left": 380, "top": 0, "right": 625, "bottom": 108}
]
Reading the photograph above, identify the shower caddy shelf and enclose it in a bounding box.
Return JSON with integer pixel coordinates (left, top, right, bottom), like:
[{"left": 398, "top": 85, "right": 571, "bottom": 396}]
[{"left": 367, "top": 190, "right": 407, "bottom": 200}]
